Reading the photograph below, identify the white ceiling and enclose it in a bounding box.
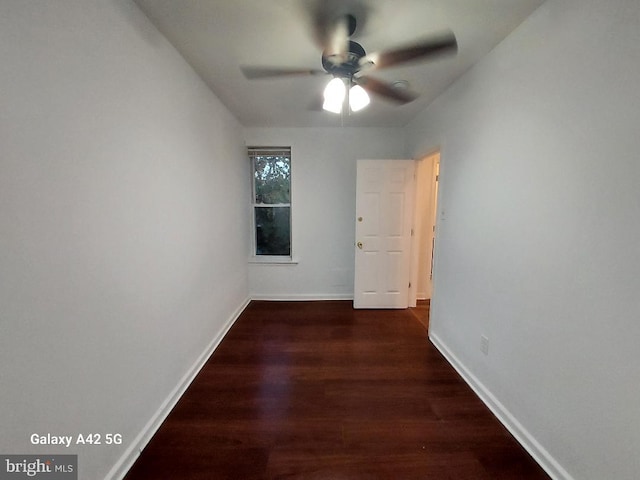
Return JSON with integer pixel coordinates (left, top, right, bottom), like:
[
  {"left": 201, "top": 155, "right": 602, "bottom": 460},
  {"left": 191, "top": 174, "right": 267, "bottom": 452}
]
[{"left": 134, "top": 0, "right": 545, "bottom": 128}]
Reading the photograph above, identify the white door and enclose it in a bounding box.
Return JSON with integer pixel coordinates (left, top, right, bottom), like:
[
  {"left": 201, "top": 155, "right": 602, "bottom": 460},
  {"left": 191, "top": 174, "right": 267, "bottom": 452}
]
[{"left": 354, "top": 159, "right": 416, "bottom": 309}]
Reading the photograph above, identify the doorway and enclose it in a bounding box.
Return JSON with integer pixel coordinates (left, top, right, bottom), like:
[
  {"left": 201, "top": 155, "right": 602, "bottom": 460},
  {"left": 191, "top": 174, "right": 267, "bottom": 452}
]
[{"left": 410, "top": 151, "right": 439, "bottom": 309}]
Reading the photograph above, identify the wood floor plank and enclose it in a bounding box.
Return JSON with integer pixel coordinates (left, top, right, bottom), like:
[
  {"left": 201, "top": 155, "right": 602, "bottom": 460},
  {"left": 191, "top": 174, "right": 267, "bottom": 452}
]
[
  {"left": 124, "top": 301, "right": 549, "bottom": 479},
  {"left": 265, "top": 449, "right": 494, "bottom": 480}
]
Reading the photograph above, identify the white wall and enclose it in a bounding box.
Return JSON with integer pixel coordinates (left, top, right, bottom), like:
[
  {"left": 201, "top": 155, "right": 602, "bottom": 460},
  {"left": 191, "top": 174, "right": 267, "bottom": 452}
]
[
  {"left": 244, "top": 127, "right": 405, "bottom": 300},
  {"left": 0, "top": 1, "right": 249, "bottom": 478},
  {"left": 405, "top": 0, "right": 640, "bottom": 478}
]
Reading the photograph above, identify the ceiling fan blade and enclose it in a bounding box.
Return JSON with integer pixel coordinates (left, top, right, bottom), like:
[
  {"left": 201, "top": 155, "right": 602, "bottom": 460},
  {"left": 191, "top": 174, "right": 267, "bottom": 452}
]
[
  {"left": 360, "top": 30, "right": 457, "bottom": 70},
  {"left": 241, "top": 66, "right": 326, "bottom": 80},
  {"left": 354, "top": 76, "right": 419, "bottom": 104},
  {"left": 311, "top": 11, "right": 349, "bottom": 63}
]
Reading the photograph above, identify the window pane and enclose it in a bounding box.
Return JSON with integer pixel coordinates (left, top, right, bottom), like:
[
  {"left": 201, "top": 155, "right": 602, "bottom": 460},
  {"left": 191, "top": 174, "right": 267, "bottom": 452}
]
[
  {"left": 255, "top": 207, "right": 290, "bottom": 256},
  {"left": 254, "top": 155, "right": 290, "bottom": 204}
]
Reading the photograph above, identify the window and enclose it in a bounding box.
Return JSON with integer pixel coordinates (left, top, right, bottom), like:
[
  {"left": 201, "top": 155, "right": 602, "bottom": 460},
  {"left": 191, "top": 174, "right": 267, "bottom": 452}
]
[{"left": 249, "top": 147, "right": 291, "bottom": 257}]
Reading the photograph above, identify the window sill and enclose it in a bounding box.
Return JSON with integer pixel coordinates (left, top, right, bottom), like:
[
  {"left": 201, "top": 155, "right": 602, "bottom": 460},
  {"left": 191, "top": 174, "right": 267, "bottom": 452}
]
[{"left": 249, "top": 256, "right": 299, "bottom": 265}]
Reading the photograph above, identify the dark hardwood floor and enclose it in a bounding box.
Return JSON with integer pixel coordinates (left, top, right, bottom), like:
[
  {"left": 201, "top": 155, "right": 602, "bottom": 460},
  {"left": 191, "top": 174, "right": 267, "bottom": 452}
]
[{"left": 124, "top": 301, "right": 549, "bottom": 479}]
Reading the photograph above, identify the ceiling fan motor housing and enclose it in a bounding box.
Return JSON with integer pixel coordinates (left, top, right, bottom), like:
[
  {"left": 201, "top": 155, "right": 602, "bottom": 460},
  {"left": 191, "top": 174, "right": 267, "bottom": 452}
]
[{"left": 322, "top": 40, "right": 366, "bottom": 78}]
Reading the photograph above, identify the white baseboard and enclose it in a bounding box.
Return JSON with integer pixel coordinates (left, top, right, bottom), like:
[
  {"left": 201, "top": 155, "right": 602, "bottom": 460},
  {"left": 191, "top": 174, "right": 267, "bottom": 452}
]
[
  {"left": 250, "top": 293, "right": 353, "bottom": 301},
  {"left": 106, "top": 296, "right": 251, "bottom": 480},
  {"left": 428, "top": 332, "right": 573, "bottom": 480}
]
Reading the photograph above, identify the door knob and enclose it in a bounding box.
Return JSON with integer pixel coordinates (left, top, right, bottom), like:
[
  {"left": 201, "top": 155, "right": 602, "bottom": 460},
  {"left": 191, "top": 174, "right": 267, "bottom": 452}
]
[{"left": 356, "top": 242, "right": 363, "bottom": 249}]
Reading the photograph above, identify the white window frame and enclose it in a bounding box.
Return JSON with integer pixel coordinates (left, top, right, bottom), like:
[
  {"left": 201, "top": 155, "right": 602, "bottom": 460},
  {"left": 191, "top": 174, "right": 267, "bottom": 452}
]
[{"left": 248, "top": 146, "right": 295, "bottom": 264}]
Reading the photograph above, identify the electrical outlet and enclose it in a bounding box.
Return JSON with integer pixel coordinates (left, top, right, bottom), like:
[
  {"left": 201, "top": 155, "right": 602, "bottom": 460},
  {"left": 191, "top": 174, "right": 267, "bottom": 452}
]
[{"left": 480, "top": 335, "right": 489, "bottom": 355}]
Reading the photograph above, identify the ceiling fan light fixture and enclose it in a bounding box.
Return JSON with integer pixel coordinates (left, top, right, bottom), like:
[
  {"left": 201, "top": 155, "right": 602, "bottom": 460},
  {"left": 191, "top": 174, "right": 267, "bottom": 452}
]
[
  {"left": 349, "top": 84, "right": 370, "bottom": 112},
  {"left": 323, "top": 77, "right": 347, "bottom": 113}
]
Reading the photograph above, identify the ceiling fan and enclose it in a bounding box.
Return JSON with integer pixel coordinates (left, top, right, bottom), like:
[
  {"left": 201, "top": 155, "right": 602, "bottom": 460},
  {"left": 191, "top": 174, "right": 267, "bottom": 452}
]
[{"left": 240, "top": 9, "right": 457, "bottom": 114}]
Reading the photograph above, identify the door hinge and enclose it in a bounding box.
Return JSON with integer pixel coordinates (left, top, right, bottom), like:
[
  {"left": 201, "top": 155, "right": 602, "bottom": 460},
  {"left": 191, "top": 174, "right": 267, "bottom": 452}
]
[
  {"left": 409, "top": 282, "right": 412, "bottom": 289},
  {"left": 411, "top": 228, "right": 414, "bottom": 236}
]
